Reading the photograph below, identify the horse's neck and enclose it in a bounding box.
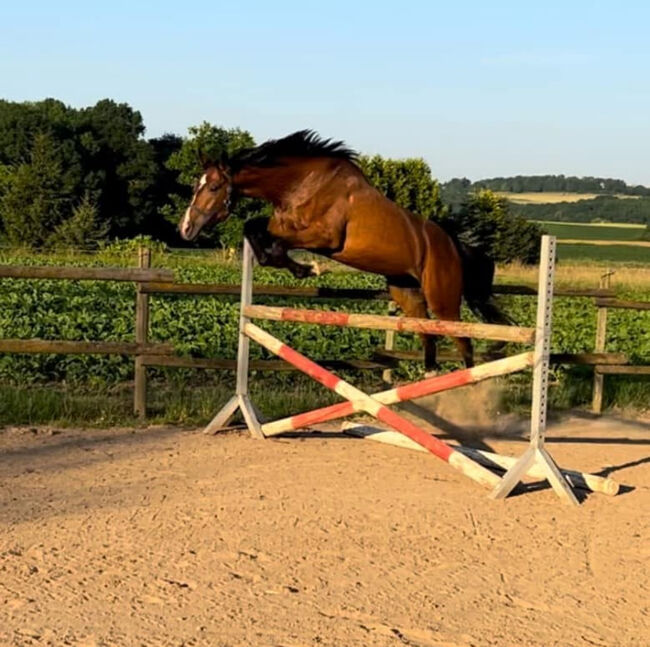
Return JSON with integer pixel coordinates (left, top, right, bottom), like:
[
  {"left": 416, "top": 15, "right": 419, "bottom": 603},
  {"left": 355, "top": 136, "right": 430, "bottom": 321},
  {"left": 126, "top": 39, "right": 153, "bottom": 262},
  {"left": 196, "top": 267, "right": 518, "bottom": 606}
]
[
  {"left": 233, "top": 159, "right": 354, "bottom": 209},
  {"left": 233, "top": 164, "right": 305, "bottom": 206}
]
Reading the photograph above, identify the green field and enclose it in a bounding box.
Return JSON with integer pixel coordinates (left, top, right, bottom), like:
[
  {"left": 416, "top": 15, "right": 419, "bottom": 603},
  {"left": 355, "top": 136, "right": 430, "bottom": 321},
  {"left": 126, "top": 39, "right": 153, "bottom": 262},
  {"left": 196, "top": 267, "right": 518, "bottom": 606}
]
[
  {"left": 557, "top": 243, "right": 650, "bottom": 264},
  {"left": 0, "top": 245, "right": 648, "bottom": 425},
  {"left": 539, "top": 221, "right": 647, "bottom": 241},
  {"left": 528, "top": 221, "right": 650, "bottom": 263}
]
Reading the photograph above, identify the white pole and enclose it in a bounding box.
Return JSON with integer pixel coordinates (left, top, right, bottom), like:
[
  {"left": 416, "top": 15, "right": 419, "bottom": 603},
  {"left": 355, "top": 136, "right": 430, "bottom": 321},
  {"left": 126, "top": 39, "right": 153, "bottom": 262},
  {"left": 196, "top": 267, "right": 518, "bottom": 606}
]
[
  {"left": 491, "top": 236, "right": 579, "bottom": 504},
  {"left": 203, "top": 239, "right": 263, "bottom": 437},
  {"left": 530, "top": 234, "right": 555, "bottom": 447}
]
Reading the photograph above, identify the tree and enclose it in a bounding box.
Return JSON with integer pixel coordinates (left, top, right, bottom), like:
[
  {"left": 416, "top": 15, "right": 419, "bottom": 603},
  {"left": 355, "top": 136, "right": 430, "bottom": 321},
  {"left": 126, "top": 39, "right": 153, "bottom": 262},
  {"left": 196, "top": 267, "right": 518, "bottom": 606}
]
[
  {"left": 147, "top": 133, "right": 186, "bottom": 243},
  {"left": 74, "top": 99, "right": 158, "bottom": 237},
  {"left": 165, "top": 122, "right": 255, "bottom": 186},
  {"left": 453, "top": 189, "right": 544, "bottom": 264},
  {"left": 0, "top": 98, "right": 160, "bottom": 242},
  {"left": 0, "top": 133, "right": 73, "bottom": 247},
  {"left": 47, "top": 195, "right": 108, "bottom": 249},
  {"left": 358, "top": 155, "right": 448, "bottom": 221}
]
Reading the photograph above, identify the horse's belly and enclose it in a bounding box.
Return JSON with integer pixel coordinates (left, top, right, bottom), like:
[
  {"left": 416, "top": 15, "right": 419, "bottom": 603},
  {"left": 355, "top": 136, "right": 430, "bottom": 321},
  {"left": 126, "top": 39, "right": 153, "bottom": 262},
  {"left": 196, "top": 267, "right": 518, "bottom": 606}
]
[
  {"left": 331, "top": 245, "right": 414, "bottom": 276},
  {"left": 331, "top": 221, "right": 419, "bottom": 276}
]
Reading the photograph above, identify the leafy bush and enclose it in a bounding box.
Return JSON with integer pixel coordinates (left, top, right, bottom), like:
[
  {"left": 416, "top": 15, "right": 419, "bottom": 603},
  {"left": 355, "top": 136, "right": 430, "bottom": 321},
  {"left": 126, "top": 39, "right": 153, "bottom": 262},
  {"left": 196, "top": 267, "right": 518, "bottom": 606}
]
[
  {"left": 47, "top": 196, "right": 109, "bottom": 250},
  {"left": 358, "top": 155, "right": 448, "bottom": 220},
  {"left": 451, "top": 190, "right": 545, "bottom": 264},
  {"left": 98, "top": 235, "right": 169, "bottom": 256}
]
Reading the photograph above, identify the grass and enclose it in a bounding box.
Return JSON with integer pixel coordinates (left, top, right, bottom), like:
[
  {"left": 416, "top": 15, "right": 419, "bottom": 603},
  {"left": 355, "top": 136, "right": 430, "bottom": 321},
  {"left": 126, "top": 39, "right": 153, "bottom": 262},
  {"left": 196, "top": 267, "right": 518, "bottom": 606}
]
[
  {"left": 1, "top": 368, "right": 646, "bottom": 429},
  {"left": 0, "top": 377, "right": 351, "bottom": 428},
  {"left": 497, "top": 260, "right": 650, "bottom": 289},
  {"left": 498, "top": 192, "right": 641, "bottom": 204},
  {"left": 557, "top": 243, "right": 650, "bottom": 264}
]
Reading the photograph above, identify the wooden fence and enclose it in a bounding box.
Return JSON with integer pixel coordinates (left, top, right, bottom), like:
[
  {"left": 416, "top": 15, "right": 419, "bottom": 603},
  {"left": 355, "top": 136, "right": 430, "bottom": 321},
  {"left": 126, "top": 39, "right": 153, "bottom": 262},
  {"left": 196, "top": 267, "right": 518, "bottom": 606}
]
[{"left": 0, "top": 251, "right": 647, "bottom": 418}]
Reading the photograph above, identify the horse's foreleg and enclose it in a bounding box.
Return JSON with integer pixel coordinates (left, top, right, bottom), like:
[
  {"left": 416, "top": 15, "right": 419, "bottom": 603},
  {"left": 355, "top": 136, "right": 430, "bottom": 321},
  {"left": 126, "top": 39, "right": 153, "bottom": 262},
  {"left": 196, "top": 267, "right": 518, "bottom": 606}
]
[
  {"left": 387, "top": 283, "right": 438, "bottom": 373},
  {"left": 243, "top": 218, "right": 319, "bottom": 279}
]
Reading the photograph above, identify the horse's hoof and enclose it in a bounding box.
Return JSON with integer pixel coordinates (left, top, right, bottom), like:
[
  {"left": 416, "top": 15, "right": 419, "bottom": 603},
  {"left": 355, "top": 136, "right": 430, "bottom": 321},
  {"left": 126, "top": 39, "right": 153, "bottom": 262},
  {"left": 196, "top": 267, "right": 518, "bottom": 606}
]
[
  {"left": 308, "top": 261, "right": 330, "bottom": 277},
  {"left": 424, "top": 370, "right": 439, "bottom": 379}
]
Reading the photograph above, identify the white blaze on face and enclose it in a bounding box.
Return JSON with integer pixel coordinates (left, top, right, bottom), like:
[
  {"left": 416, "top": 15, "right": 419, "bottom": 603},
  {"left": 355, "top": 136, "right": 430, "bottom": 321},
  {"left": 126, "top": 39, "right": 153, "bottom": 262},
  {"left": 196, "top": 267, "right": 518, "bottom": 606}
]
[
  {"left": 190, "top": 174, "right": 208, "bottom": 206},
  {"left": 181, "top": 174, "right": 209, "bottom": 239},
  {"left": 180, "top": 207, "right": 193, "bottom": 239}
]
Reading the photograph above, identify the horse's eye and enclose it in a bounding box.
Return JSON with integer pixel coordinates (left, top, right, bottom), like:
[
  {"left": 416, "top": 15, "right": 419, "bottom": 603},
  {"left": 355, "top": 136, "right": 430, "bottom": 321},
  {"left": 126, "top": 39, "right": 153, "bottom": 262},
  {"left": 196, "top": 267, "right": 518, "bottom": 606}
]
[{"left": 209, "top": 183, "right": 220, "bottom": 192}]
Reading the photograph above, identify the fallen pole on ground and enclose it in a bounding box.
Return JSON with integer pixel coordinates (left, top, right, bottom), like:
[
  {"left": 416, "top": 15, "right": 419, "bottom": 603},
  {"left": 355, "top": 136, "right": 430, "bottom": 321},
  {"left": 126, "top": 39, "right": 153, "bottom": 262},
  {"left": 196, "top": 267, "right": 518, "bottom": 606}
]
[{"left": 342, "top": 422, "right": 619, "bottom": 497}]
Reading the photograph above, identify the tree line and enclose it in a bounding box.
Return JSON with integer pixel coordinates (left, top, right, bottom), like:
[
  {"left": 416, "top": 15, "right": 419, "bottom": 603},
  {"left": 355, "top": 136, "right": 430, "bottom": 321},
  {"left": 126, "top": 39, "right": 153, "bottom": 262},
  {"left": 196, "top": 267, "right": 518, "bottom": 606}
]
[
  {"left": 508, "top": 196, "right": 650, "bottom": 225},
  {"left": 0, "top": 98, "right": 544, "bottom": 262},
  {"left": 443, "top": 175, "right": 650, "bottom": 200},
  {"left": 442, "top": 176, "right": 650, "bottom": 226}
]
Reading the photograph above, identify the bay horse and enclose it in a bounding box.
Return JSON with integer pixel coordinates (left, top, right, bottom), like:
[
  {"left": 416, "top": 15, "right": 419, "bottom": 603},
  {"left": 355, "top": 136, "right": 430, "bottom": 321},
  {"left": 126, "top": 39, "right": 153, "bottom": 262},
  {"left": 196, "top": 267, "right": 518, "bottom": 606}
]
[{"left": 179, "top": 130, "right": 511, "bottom": 371}]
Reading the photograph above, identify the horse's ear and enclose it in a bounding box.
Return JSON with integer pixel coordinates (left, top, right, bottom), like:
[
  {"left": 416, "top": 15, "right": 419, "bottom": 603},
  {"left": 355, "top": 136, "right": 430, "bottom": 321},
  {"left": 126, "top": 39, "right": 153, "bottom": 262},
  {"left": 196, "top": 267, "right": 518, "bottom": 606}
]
[
  {"left": 196, "top": 148, "right": 211, "bottom": 169},
  {"left": 216, "top": 153, "right": 231, "bottom": 174}
]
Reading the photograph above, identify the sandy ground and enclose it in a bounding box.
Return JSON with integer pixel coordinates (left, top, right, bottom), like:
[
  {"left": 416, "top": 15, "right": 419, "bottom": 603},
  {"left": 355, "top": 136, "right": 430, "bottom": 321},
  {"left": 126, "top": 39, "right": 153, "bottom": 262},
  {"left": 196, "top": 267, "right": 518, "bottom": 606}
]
[{"left": 0, "top": 414, "right": 648, "bottom": 647}]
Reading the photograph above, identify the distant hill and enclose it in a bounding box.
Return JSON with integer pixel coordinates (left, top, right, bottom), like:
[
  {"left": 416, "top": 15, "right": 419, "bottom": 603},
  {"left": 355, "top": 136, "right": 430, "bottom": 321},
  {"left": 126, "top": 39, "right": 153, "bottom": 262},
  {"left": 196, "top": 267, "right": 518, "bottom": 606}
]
[{"left": 441, "top": 175, "right": 650, "bottom": 225}]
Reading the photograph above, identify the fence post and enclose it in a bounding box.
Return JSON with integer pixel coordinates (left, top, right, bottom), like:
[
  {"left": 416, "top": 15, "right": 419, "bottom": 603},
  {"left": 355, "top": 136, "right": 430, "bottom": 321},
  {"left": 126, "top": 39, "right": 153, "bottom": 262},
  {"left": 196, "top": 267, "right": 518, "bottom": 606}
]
[
  {"left": 592, "top": 271, "right": 613, "bottom": 415},
  {"left": 134, "top": 246, "right": 151, "bottom": 418},
  {"left": 382, "top": 301, "right": 397, "bottom": 384}
]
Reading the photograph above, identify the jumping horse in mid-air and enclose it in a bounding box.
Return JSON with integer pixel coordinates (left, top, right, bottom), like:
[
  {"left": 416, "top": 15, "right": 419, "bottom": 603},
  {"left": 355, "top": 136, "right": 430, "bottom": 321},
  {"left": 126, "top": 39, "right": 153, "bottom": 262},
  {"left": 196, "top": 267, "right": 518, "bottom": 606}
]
[{"left": 179, "top": 130, "right": 510, "bottom": 371}]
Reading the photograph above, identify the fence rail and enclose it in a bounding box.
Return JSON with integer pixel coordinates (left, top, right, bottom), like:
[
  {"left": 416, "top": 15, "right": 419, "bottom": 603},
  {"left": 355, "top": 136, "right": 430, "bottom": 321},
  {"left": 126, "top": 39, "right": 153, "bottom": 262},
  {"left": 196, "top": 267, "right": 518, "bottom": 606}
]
[
  {"left": 0, "top": 339, "right": 173, "bottom": 356},
  {"left": 141, "top": 281, "right": 615, "bottom": 300},
  {"left": 594, "top": 297, "right": 650, "bottom": 311},
  {"left": 0, "top": 264, "right": 173, "bottom": 283},
  {"left": 0, "top": 253, "right": 647, "bottom": 418}
]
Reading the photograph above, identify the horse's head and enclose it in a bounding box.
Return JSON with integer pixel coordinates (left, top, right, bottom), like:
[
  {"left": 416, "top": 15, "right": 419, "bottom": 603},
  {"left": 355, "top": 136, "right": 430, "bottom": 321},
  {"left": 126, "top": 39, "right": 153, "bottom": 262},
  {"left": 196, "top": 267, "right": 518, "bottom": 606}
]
[{"left": 179, "top": 161, "right": 232, "bottom": 241}]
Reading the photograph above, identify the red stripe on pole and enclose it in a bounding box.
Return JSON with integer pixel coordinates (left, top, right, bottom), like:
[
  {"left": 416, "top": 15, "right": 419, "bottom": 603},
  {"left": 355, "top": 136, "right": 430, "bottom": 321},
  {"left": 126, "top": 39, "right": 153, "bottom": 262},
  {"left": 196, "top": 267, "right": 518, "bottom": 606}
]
[
  {"left": 278, "top": 343, "right": 341, "bottom": 391},
  {"left": 284, "top": 367, "right": 478, "bottom": 431},
  {"left": 281, "top": 308, "right": 350, "bottom": 326},
  {"left": 290, "top": 401, "right": 354, "bottom": 430},
  {"left": 394, "top": 367, "right": 474, "bottom": 401},
  {"left": 375, "top": 406, "right": 454, "bottom": 461},
  {"left": 395, "top": 319, "right": 473, "bottom": 337}
]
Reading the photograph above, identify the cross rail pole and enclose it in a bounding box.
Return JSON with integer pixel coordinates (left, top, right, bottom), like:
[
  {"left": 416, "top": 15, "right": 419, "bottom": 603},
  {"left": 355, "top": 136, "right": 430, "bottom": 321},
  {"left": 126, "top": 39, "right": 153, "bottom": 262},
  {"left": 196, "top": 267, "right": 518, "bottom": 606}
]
[
  {"left": 243, "top": 321, "right": 502, "bottom": 490},
  {"left": 261, "top": 352, "right": 534, "bottom": 437}
]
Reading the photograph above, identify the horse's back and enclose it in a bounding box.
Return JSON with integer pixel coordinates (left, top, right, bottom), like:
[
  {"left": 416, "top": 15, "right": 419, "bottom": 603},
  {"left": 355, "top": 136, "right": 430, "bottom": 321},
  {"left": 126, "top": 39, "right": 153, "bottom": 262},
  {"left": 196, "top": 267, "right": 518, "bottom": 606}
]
[{"left": 332, "top": 187, "right": 428, "bottom": 276}]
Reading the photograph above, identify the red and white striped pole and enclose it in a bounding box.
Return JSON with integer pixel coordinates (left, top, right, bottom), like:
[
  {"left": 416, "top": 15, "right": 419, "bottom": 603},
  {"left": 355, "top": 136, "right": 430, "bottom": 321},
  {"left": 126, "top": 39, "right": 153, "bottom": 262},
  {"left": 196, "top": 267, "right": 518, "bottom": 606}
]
[
  {"left": 244, "top": 322, "right": 502, "bottom": 489},
  {"left": 243, "top": 304, "right": 535, "bottom": 344},
  {"left": 261, "top": 351, "right": 533, "bottom": 437}
]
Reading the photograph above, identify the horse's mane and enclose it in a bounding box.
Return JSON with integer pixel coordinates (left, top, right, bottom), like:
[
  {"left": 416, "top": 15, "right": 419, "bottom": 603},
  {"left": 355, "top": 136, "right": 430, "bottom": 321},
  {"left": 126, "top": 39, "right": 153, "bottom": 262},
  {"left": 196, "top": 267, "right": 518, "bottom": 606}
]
[{"left": 230, "top": 130, "right": 358, "bottom": 169}]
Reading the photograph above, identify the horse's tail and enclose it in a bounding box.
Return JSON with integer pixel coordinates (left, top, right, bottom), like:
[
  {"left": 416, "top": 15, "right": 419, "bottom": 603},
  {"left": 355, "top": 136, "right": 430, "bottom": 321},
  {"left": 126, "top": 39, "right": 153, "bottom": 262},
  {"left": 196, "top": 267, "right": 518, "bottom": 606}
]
[
  {"left": 458, "top": 242, "right": 517, "bottom": 326},
  {"left": 437, "top": 220, "right": 516, "bottom": 326}
]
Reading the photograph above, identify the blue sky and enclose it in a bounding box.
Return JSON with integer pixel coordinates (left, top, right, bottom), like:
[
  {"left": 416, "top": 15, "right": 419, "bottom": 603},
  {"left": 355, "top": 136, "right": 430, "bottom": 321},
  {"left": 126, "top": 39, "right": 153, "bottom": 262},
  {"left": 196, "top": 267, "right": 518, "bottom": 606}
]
[{"left": 2, "top": 1, "right": 650, "bottom": 184}]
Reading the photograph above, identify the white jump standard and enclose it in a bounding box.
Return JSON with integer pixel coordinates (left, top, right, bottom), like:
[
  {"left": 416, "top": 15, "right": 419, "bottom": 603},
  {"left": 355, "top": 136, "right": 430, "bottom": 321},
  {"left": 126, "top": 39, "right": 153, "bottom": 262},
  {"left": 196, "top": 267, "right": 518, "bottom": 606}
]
[{"left": 208, "top": 236, "right": 617, "bottom": 505}]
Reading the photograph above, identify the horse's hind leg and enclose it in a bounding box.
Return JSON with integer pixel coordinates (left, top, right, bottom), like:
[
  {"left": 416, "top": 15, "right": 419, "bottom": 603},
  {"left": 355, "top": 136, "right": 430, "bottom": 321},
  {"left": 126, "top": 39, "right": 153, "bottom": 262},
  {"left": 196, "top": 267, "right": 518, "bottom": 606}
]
[
  {"left": 430, "top": 301, "right": 474, "bottom": 369},
  {"left": 420, "top": 252, "right": 474, "bottom": 368},
  {"left": 387, "top": 283, "right": 438, "bottom": 372},
  {"left": 243, "top": 218, "right": 318, "bottom": 278}
]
